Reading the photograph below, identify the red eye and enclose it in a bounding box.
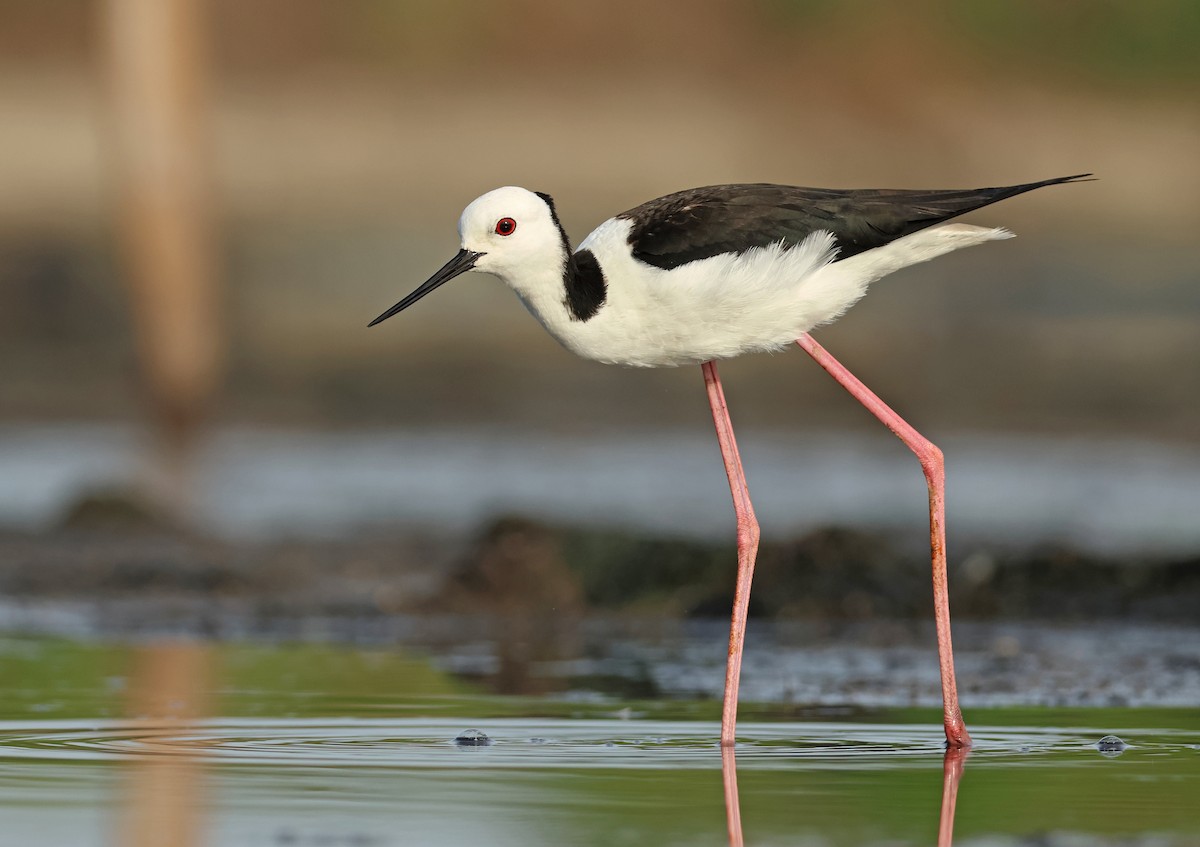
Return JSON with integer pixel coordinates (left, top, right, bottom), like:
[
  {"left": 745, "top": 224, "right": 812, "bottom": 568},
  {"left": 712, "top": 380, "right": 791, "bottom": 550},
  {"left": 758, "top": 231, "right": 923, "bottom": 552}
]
[{"left": 495, "top": 217, "right": 516, "bottom": 236}]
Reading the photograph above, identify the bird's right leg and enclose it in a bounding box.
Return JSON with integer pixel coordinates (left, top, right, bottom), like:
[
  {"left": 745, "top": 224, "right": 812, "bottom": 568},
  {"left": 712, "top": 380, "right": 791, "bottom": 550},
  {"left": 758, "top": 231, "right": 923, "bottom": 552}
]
[
  {"left": 795, "top": 332, "right": 971, "bottom": 748},
  {"left": 701, "top": 360, "right": 761, "bottom": 747}
]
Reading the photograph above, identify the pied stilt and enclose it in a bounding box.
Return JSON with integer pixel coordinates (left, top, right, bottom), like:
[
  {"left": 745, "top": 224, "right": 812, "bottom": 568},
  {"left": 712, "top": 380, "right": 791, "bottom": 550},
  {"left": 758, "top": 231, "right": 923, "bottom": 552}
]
[{"left": 370, "top": 174, "right": 1090, "bottom": 749}]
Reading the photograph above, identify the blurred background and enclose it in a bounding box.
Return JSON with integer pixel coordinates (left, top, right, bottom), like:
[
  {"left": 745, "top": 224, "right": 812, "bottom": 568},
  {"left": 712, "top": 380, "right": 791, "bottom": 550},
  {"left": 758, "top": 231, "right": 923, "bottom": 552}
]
[
  {"left": 1, "top": 4, "right": 1199, "bottom": 844},
  {"left": 1, "top": 0, "right": 1199, "bottom": 618}
]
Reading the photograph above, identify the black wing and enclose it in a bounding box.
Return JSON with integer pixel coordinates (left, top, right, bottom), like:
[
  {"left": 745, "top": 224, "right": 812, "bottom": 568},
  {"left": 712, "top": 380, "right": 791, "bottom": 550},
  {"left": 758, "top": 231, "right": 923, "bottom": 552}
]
[{"left": 618, "top": 174, "right": 1091, "bottom": 270}]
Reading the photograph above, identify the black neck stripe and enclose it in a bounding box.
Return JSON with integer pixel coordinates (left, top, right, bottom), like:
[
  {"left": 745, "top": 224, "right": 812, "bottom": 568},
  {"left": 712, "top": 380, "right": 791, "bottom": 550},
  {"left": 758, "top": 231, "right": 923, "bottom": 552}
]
[
  {"left": 565, "top": 249, "right": 607, "bottom": 321},
  {"left": 537, "top": 191, "right": 607, "bottom": 322}
]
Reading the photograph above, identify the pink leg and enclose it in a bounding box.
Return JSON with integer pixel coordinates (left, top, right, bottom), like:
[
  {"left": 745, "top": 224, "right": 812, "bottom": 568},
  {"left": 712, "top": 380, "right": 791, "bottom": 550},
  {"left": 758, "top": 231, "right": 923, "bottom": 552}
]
[
  {"left": 702, "top": 361, "right": 761, "bottom": 747},
  {"left": 795, "top": 332, "right": 972, "bottom": 749}
]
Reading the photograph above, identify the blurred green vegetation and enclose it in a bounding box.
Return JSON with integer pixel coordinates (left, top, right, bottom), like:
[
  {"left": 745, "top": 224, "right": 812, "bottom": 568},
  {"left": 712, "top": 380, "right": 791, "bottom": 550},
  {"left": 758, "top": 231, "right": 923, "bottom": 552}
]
[
  {"left": 765, "top": 0, "right": 1200, "bottom": 84},
  {"left": 5, "top": 637, "right": 1200, "bottom": 731},
  {"left": 948, "top": 0, "right": 1200, "bottom": 83},
  {"left": 3, "top": 0, "right": 1198, "bottom": 84}
]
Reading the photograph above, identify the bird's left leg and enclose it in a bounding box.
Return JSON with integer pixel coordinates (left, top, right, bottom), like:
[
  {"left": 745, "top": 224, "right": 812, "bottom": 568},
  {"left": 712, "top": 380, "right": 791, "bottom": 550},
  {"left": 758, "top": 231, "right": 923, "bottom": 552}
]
[
  {"left": 795, "top": 332, "right": 971, "bottom": 749},
  {"left": 701, "top": 360, "right": 761, "bottom": 747}
]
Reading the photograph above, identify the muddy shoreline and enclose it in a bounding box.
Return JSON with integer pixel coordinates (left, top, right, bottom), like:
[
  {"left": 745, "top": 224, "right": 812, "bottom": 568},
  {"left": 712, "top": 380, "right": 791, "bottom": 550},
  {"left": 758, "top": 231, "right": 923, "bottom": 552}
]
[{"left": 3, "top": 516, "right": 1197, "bottom": 640}]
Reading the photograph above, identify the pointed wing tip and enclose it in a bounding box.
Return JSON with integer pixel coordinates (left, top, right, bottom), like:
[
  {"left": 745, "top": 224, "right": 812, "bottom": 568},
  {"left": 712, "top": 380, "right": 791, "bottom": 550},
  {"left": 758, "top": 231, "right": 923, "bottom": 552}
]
[{"left": 1000, "top": 173, "right": 1094, "bottom": 200}]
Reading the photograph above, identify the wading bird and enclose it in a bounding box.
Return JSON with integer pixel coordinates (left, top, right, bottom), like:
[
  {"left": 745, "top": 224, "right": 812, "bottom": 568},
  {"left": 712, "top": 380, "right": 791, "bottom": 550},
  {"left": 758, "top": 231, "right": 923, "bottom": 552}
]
[{"left": 369, "top": 175, "right": 1089, "bottom": 749}]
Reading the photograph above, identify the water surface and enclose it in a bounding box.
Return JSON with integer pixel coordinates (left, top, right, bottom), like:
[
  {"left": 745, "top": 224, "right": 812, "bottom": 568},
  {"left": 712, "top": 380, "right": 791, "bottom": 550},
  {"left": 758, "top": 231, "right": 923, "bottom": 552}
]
[{"left": 0, "top": 638, "right": 1195, "bottom": 846}]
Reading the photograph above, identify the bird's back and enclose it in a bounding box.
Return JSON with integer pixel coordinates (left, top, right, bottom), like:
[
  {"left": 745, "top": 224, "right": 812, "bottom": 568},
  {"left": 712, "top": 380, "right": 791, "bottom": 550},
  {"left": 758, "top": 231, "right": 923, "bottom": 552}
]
[{"left": 616, "top": 175, "right": 1089, "bottom": 270}]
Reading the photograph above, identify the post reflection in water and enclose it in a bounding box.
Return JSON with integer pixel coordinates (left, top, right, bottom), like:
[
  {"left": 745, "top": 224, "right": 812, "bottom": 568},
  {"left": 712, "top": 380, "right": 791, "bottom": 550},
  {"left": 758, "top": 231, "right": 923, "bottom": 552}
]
[
  {"left": 720, "top": 743, "right": 970, "bottom": 846},
  {"left": 117, "top": 641, "right": 211, "bottom": 847}
]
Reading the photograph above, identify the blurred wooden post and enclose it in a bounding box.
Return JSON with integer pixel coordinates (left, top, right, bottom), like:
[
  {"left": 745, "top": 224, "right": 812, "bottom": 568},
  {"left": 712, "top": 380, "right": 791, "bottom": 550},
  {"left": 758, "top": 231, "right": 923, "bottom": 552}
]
[{"left": 101, "top": 0, "right": 221, "bottom": 508}]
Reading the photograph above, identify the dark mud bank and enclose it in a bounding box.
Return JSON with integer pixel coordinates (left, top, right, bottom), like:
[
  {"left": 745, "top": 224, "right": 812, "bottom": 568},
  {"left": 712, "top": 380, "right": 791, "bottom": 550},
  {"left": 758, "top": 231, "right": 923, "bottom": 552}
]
[{"left": 2, "top": 514, "right": 1198, "bottom": 634}]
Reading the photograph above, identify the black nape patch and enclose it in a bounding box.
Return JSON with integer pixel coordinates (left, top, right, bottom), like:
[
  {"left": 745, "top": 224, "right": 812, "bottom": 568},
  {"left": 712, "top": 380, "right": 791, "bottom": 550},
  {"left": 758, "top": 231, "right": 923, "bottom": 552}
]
[{"left": 565, "top": 249, "right": 607, "bottom": 321}]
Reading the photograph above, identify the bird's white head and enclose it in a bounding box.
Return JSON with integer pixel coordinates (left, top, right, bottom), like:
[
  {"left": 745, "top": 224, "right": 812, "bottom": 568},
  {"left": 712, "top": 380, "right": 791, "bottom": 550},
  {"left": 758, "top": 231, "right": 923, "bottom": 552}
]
[
  {"left": 460, "top": 186, "right": 566, "bottom": 276},
  {"left": 369, "top": 186, "right": 568, "bottom": 327}
]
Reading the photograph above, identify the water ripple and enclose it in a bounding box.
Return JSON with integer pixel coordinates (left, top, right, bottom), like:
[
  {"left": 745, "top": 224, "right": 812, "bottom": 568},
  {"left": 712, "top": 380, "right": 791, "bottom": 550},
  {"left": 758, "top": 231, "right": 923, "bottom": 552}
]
[{"left": 0, "top": 718, "right": 1182, "bottom": 770}]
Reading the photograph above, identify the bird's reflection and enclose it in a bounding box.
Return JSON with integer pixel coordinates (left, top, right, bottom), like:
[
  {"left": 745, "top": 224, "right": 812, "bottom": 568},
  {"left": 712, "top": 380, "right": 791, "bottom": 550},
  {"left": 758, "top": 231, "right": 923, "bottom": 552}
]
[
  {"left": 938, "top": 746, "right": 970, "bottom": 847},
  {"left": 720, "top": 743, "right": 970, "bottom": 847},
  {"left": 721, "top": 746, "right": 744, "bottom": 847}
]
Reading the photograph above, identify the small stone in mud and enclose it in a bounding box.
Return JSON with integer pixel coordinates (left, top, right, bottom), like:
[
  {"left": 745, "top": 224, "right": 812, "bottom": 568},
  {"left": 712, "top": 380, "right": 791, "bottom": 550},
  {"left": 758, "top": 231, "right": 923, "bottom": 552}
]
[
  {"left": 455, "top": 729, "right": 493, "bottom": 747},
  {"left": 1096, "top": 735, "right": 1127, "bottom": 754}
]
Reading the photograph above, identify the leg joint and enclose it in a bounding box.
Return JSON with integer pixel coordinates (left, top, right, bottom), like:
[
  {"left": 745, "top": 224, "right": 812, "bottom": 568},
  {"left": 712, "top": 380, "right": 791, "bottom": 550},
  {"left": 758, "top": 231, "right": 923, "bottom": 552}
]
[
  {"left": 917, "top": 439, "right": 944, "bottom": 481},
  {"left": 736, "top": 514, "right": 760, "bottom": 547}
]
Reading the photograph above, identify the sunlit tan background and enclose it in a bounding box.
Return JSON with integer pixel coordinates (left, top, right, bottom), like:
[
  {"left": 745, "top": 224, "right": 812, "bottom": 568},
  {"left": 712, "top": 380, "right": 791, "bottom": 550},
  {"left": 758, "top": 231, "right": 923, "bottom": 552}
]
[{"left": 1, "top": 0, "right": 1198, "bottom": 541}]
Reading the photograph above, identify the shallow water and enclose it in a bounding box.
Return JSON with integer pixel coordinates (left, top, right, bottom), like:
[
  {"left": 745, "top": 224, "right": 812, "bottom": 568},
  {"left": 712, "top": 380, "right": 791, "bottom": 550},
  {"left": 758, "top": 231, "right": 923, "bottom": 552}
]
[
  {"left": 1, "top": 715, "right": 1197, "bottom": 846},
  {"left": 3, "top": 423, "right": 1200, "bottom": 554},
  {"left": 0, "top": 638, "right": 1196, "bottom": 846}
]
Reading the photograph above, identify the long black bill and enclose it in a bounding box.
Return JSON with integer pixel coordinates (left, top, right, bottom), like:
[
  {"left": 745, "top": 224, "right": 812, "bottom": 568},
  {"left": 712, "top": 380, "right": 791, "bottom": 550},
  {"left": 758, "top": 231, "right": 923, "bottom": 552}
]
[{"left": 368, "top": 249, "right": 483, "bottom": 327}]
